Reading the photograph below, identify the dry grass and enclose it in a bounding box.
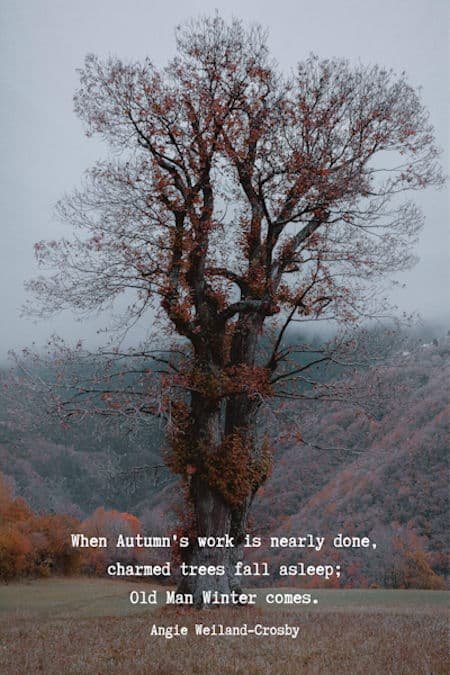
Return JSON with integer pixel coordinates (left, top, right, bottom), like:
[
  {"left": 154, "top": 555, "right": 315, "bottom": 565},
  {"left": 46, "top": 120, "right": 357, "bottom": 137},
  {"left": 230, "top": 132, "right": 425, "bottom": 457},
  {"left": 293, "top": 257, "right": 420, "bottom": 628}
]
[{"left": 0, "top": 579, "right": 448, "bottom": 674}]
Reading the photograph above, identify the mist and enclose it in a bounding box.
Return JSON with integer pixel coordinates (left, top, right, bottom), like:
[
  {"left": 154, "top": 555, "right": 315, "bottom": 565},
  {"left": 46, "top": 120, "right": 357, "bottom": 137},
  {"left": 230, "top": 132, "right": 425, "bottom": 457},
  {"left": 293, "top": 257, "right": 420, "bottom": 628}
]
[{"left": 1, "top": 0, "right": 448, "bottom": 363}]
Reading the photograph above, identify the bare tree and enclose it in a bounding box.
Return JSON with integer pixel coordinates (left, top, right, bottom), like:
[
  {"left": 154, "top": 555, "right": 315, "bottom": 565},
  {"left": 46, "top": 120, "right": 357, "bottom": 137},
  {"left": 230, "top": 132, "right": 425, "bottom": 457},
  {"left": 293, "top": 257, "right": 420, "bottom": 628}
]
[{"left": 25, "top": 16, "right": 443, "bottom": 605}]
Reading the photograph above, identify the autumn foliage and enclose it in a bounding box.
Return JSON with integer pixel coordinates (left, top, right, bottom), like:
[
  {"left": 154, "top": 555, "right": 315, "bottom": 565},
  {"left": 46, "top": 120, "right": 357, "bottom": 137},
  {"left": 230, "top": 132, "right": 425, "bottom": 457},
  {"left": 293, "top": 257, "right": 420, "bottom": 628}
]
[
  {"left": 0, "top": 474, "right": 80, "bottom": 580},
  {"left": 0, "top": 473, "right": 143, "bottom": 581}
]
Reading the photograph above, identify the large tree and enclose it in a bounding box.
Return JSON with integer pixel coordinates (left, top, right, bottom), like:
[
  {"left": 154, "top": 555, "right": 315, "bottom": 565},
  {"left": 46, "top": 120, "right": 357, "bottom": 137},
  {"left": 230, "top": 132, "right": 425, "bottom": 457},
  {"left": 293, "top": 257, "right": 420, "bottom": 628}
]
[{"left": 27, "top": 16, "right": 443, "bottom": 605}]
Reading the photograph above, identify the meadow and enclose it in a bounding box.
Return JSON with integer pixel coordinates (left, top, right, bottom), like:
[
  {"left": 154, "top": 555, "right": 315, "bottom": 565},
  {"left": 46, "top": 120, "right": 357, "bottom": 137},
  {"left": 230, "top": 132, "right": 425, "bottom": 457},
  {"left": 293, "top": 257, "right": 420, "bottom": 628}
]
[{"left": 0, "top": 579, "right": 448, "bottom": 674}]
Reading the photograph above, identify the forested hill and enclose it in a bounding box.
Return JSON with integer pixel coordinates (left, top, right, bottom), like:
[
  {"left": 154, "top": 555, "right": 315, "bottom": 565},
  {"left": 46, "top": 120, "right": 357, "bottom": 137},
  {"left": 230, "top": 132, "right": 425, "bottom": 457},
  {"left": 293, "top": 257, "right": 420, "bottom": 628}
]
[
  {"left": 249, "top": 340, "right": 449, "bottom": 588},
  {"left": 1, "top": 334, "right": 449, "bottom": 588}
]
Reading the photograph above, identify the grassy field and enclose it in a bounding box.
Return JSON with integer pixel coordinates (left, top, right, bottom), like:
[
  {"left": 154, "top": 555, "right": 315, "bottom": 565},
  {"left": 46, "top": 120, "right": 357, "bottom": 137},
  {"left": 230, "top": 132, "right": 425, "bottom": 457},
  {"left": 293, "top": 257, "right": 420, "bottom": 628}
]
[{"left": 0, "top": 578, "right": 448, "bottom": 674}]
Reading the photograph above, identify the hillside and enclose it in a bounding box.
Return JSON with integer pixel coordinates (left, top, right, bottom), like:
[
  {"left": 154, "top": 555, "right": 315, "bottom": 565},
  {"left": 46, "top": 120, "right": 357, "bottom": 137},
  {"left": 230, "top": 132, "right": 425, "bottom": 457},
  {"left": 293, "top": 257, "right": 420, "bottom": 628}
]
[
  {"left": 248, "top": 341, "right": 449, "bottom": 587},
  {"left": 1, "top": 334, "right": 449, "bottom": 588}
]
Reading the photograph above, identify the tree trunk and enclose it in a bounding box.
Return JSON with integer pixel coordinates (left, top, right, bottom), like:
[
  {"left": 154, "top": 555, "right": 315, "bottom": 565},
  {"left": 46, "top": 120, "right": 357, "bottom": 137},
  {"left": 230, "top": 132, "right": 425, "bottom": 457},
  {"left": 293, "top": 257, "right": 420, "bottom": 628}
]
[
  {"left": 175, "top": 314, "right": 265, "bottom": 607},
  {"left": 228, "top": 496, "right": 253, "bottom": 593},
  {"left": 176, "top": 474, "right": 237, "bottom": 607}
]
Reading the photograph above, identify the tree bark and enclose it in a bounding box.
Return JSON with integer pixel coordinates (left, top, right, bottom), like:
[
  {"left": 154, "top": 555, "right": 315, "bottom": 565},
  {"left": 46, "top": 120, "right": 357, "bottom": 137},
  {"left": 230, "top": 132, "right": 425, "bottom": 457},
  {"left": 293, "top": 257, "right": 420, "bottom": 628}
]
[
  {"left": 176, "top": 475, "right": 235, "bottom": 607},
  {"left": 175, "top": 314, "right": 265, "bottom": 607}
]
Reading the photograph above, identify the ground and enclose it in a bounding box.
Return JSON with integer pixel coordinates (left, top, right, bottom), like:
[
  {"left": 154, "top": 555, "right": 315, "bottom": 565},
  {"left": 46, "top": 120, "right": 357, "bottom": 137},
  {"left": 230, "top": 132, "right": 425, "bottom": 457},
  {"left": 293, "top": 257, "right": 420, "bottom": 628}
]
[{"left": 0, "top": 579, "right": 448, "bottom": 674}]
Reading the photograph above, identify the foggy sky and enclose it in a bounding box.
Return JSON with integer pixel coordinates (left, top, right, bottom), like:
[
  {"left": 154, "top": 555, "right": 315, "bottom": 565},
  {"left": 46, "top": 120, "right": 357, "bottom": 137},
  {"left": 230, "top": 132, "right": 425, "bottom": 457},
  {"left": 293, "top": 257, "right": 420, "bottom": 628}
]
[{"left": 1, "top": 0, "right": 449, "bottom": 362}]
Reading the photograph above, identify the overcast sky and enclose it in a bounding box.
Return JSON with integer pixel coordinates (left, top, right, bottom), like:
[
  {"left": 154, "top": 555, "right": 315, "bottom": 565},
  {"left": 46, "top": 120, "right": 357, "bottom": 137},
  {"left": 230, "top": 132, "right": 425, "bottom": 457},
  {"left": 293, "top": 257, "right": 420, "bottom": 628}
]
[{"left": 1, "top": 0, "right": 449, "bottom": 362}]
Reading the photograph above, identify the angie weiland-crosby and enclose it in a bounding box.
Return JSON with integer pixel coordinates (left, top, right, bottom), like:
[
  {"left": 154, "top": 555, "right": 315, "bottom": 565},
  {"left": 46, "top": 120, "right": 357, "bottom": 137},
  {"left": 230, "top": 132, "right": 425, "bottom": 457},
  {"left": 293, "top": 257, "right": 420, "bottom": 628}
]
[{"left": 148, "top": 623, "right": 301, "bottom": 639}]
